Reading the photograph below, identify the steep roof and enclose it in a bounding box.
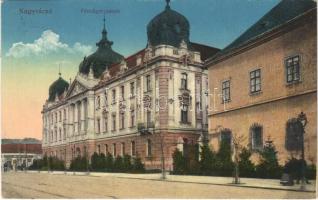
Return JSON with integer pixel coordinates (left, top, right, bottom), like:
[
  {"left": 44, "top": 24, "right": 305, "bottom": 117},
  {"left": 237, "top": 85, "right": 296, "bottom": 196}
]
[
  {"left": 190, "top": 42, "right": 220, "bottom": 61},
  {"left": 2, "top": 144, "right": 42, "bottom": 154},
  {"left": 211, "top": 0, "right": 316, "bottom": 60}
]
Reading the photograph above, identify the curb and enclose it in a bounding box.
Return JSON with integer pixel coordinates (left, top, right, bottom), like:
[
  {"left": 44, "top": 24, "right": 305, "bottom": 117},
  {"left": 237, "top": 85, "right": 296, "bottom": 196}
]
[
  {"left": 19, "top": 170, "right": 316, "bottom": 193},
  {"left": 116, "top": 176, "right": 316, "bottom": 193}
]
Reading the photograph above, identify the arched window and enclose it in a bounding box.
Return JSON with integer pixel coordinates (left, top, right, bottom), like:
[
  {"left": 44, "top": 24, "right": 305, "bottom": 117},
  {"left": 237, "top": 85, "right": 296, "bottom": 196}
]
[
  {"left": 285, "top": 118, "right": 303, "bottom": 151},
  {"left": 220, "top": 129, "right": 232, "bottom": 146},
  {"left": 147, "top": 139, "right": 152, "bottom": 156},
  {"left": 250, "top": 124, "right": 263, "bottom": 150}
]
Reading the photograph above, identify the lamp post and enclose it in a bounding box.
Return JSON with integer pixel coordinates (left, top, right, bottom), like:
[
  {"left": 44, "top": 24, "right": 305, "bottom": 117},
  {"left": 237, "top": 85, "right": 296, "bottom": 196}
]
[{"left": 297, "top": 111, "right": 307, "bottom": 191}]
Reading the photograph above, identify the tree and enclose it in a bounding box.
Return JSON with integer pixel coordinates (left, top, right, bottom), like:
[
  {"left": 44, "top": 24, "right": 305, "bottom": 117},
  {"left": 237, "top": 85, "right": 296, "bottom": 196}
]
[
  {"left": 256, "top": 138, "right": 282, "bottom": 178},
  {"left": 199, "top": 144, "right": 216, "bottom": 175},
  {"left": 232, "top": 134, "right": 246, "bottom": 183}
]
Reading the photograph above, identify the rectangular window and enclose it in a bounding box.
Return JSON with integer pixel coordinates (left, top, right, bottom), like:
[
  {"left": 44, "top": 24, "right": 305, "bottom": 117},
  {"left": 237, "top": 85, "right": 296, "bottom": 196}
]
[
  {"left": 113, "top": 143, "right": 116, "bottom": 157},
  {"left": 120, "top": 85, "right": 125, "bottom": 101},
  {"left": 181, "top": 105, "right": 188, "bottom": 123},
  {"left": 131, "top": 110, "right": 135, "bottom": 127},
  {"left": 121, "top": 142, "right": 125, "bottom": 156},
  {"left": 97, "top": 118, "right": 101, "bottom": 134},
  {"left": 112, "top": 89, "right": 116, "bottom": 104},
  {"left": 222, "top": 80, "right": 230, "bottom": 103},
  {"left": 96, "top": 96, "right": 100, "bottom": 109},
  {"left": 97, "top": 145, "right": 101, "bottom": 154},
  {"left": 104, "top": 92, "right": 108, "bottom": 106},
  {"left": 59, "top": 111, "right": 62, "bottom": 122},
  {"left": 286, "top": 55, "right": 300, "bottom": 83},
  {"left": 105, "top": 144, "right": 108, "bottom": 155},
  {"left": 112, "top": 114, "right": 116, "bottom": 131},
  {"left": 147, "top": 139, "right": 152, "bottom": 156},
  {"left": 251, "top": 126, "right": 263, "bottom": 150},
  {"left": 104, "top": 116, "right": 108, "bottom": 132},
  {"left": 130, "top": 82, "right": 135, "bottom": 97},
  {"left": 146, "top": 110, "right": 151, "bottom": 127},
  {"left": 173, "top": 49, "right": 179, "bottom": 55},
  {"left": 181, "top": 73, "right": 188, "bottom": 89},
  {"left": 146, "top": 75, "right": 151, "bottom": 92},
  {"left": 131, "top": 141, "right": 136, "bottom": 156},
  {"left": 63, "top": 109, "right": 66, "bottom": 121},
  {"left": 120, "top": 112, "right": 125, "bottom": 129},
  {"left": 250, "top": 69, "right": 261, "bottom": 93}
]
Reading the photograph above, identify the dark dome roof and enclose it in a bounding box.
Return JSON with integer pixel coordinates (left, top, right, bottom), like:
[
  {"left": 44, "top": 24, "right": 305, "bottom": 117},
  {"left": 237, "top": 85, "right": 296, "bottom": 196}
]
[
  {"left": 147, "top": 1, "right": 190, "bottom": 48},
  {"left": 48, "top": 76, "right": 69, "bottom": 102},
  {"left": 79, "top": 20, "right": 124, "bottom": 78}
]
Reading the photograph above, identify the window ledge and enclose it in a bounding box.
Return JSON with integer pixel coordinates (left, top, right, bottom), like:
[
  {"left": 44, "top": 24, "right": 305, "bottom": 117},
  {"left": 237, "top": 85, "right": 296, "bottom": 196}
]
[
  {"left": 179, "top": 88, "right": 190, "bottom": 92},
  {"left": 250, "top": 91, "right": 262, "bottom": 96},
  {"left": 179, "top": 121, "right": 191, "bottom": 125},
  {"left": 286, "top": 80, "right": 302, "bottom": 87},
  {"left": 221, "top": 99, "right": 231, "bottom": 104},
  {"left": 144, "top": 90, "right": 152, "bottom": 94}
]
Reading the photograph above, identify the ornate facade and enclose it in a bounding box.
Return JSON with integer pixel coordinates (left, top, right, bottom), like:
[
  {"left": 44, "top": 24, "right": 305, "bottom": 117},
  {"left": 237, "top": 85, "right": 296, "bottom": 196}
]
[{"left": 42, "top": 1, "right": 219, "bottom": 170}]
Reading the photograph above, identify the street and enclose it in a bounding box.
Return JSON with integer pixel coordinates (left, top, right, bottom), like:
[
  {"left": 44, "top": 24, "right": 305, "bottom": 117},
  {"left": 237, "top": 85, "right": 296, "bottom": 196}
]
[{"left": 1, "top": 172, "right": 316, "bottom": 199}]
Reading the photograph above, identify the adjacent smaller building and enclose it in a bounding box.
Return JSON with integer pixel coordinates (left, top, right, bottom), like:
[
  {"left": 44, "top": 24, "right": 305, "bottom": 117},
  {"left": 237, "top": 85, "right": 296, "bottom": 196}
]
[
  {"left": 1, "top": 138, "right": 42, "bottom": 171},
  {"left": 206, "top": 0, "right": 317, "bottom": 165}
]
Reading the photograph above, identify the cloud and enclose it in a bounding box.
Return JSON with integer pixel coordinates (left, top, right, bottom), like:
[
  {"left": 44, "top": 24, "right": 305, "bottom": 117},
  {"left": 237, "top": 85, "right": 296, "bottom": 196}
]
[{"left": 6, "top": 30, "right": 93, "bottom": 58}]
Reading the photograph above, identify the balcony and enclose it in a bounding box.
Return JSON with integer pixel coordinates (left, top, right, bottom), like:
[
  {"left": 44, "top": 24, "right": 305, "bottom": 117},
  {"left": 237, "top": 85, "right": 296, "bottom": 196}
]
[{"left": 137, "top": 122, "right": 155, "bottom": 135}]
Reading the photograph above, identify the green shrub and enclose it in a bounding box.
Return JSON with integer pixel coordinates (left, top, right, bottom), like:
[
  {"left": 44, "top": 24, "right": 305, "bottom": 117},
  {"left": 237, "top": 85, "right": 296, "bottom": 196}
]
[
  {"left": 122, "top": 154, "right": 133, "bottom": 171},
  {"left": 238, "top": 148, "right": 255, "bottom": 178},
  {"left": 132, "top": 156, "right": 145, "bottom": 172},
  {"left": 216, "top": 141, "right": 234, "bottom": 176},
  {"left": 105, "top": 153, "right": 114, "bottom": 171},
  {"left": 113, "top": 156, "right": 124, "bottom": 172},
  {"left": 255, "top": 139, "right": 282, "bottom": 179},
  {"left": 172, "top": 149, "right": 186, "bottom": 174},
  {"left": 199, "top": 144, "right": 217, "bottom": 175},
  {"left": 306, "top": 164, "right": 316, "bottom": 180},
  {"left": 69, "top": 156, "right": 88, "bottom": 171}
]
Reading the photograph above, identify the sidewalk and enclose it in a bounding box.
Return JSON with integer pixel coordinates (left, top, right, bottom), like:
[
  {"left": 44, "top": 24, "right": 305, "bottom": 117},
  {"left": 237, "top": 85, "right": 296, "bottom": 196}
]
[{"left": 26, "top": 170, "right": 316, "bottom": 192}]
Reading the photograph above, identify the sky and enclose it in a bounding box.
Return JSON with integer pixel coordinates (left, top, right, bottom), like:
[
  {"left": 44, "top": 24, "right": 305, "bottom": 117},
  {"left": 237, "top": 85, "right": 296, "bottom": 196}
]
[{"left": 1, "top": 0, "right": 279, "bottom": 140}]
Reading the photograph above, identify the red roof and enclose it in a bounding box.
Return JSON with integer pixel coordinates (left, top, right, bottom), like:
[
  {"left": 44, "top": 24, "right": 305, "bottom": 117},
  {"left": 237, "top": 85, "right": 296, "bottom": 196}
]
[{"left": 1, "top": 144, "right": 42, "bottom": 154}]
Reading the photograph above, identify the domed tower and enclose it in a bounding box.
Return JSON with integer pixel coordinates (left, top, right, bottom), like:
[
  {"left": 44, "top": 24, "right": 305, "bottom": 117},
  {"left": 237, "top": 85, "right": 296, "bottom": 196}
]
[
  {"left": 79, "top": 17, "right": 124, "bottom": 78},
  {"left": 147, "top": 0, "right": 190, "bottom": 48},
  {"left": 48, "top": 72, "right": 69, "bottom": 102}
]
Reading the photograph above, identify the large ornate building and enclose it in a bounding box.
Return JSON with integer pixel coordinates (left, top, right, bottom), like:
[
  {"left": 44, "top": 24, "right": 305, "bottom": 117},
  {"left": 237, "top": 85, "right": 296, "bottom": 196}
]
[
  {"left": 206, "top": 0, "right": 317, "bottom": 164},
  {"left": 42, "top": 1, "right": 219, "bottom": 170}
]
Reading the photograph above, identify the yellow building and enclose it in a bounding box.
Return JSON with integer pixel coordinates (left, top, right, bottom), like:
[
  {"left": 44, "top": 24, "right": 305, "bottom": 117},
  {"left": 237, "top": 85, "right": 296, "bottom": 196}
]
[{"left": 206, "top": 0, "right": 317, "bottom": 165}]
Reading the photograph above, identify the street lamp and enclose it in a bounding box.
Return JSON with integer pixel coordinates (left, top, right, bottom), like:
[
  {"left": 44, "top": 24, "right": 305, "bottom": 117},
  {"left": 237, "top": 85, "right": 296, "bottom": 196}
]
[{"left": 297, "top": 111, "right": 307, "bottom": 191}]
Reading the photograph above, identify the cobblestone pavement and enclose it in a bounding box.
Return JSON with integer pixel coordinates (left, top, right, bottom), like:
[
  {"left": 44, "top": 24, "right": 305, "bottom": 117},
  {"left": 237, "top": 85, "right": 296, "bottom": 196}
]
[{"left": 1, "top": 172, "right": 316, "bottom": 199}]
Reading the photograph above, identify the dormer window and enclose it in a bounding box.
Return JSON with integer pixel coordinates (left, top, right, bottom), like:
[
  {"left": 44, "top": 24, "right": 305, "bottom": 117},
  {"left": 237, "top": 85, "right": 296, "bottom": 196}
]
[
  {"left": 136, "top": 55, "right": 142, "bottom": 66},
  {"left": 173, "top": 49, "right": 179, "bottom": 55}
]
